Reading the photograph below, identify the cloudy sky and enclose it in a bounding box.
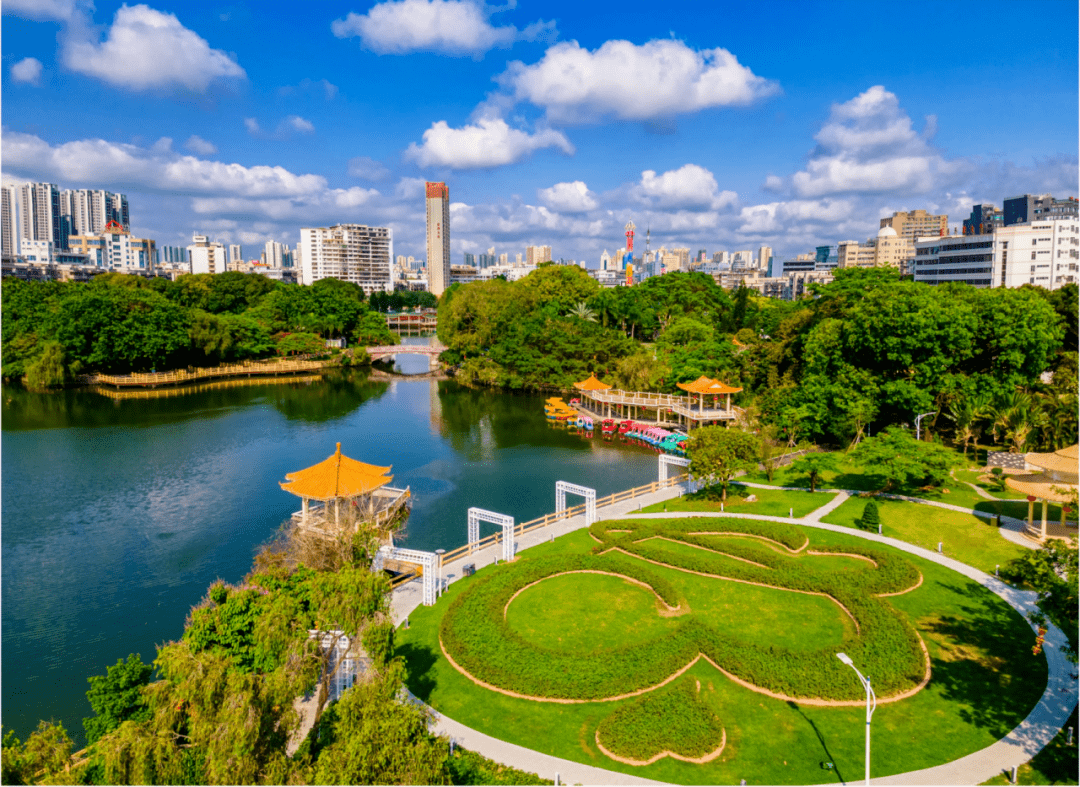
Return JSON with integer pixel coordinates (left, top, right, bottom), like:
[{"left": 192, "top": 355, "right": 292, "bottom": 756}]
[{"left": 3, "top": 0, "right": 1077, "bottom": 265}]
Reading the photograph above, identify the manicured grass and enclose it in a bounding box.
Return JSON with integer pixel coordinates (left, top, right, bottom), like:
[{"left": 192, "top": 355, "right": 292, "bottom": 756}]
[
  {"left": 981, "top": 706, "right": 1079, "bottom": 786},
  {"left": 398, "top": 525, "right": 1047, "bottom": 785},
  {"left": 819, "top": 497, "right": 1029, "bottom": 575},
  {"left": 639, "top": 483, "right": 833, "bottom": 518}
]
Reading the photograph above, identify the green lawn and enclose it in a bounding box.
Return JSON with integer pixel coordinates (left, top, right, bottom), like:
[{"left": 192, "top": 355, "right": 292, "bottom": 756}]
[
  {"left": 981, "top": 707, "right": 1079, "bottom": 786},
  {"left": 639, "top": 483, "right": 833, "bottom": 518},
  {"left": 398, "top": 525, "right": 1047, "bottom": 785},
  {"left": 820, "top": 497, "right": 1030, "bottom": 575}
]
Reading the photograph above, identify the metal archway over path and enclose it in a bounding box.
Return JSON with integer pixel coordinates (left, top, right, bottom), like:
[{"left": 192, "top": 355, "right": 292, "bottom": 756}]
[
  {"left": 468, "top": 507, "right": 516, "bottom": 563},
  {"left": 556, "top": 481, "right": 597, "bottom": 526},
  {"left": 659, "top": 454, "right": 697, "bottom": 492},
  {"left": 374, "top": 546, "right": 438, "bottom": 606}
]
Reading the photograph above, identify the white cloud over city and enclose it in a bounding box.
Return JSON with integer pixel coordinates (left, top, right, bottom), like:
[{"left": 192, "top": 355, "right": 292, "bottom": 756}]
[
  {"left": 331, "top": 0, "right": 555, "bottom": 57},
  {"left": 404, "top": 118, "right": 574, "bottom": 169}
]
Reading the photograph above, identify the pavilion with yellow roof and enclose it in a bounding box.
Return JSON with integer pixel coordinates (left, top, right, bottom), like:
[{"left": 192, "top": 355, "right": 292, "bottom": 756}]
[
  {"left": 1005, "top": 443, "right": 1078, "bottom": 541},
  {"left": 281, "top": 442, "right": 410, "bottom": 535}
]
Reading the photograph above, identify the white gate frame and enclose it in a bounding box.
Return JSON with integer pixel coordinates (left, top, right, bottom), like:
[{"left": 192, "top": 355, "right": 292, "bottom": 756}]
[
  {"left": 374, "top": 546, "right": 438, "bottom": 606},
  {"left": 556, "top": 481, "right": 597, "bottom": 525},
  {"left": 659, "top": 454, "right": 696, "bottom": 492},
  {"left": 468, "top": 507, "right": 516, "bottom": 562}
]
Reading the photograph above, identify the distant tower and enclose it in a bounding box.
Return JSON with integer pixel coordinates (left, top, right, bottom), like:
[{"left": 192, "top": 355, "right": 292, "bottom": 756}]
[
  {"left": 426, "top": 182, "right": 450, "bottom": 297},
  {"left": 624, "top": 221, "right": 635, "bottom": 256}
]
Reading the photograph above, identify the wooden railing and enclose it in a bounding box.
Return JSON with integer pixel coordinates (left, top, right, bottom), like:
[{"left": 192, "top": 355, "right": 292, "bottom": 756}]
[
  {"left": 436, "top": 473, "right": 688, "bottom": 569},
  {"left": 81, "top": 358, "right": 331, "bottom": 388},
  {"left": 670, "top": 402, "right": 737, "bottom": 421}
]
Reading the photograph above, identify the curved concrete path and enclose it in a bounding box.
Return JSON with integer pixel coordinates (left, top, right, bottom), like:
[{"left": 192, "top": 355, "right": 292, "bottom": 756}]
[{"left": 391, "top": 485, "right": 1078, "bottom": 785}]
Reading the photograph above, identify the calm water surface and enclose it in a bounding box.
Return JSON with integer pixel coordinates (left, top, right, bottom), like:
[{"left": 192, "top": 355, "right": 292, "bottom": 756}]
[{"left": 1, "top": 359, "right": 660, "bottom": 742}]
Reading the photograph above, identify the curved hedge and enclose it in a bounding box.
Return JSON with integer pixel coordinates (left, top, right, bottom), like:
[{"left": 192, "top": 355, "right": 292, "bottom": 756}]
[
  {"left": 595, "top": 678, "right": 723, "bottom": 762},
  {"left": 439, "top": 520, "right": 926, "bottom": 702}
]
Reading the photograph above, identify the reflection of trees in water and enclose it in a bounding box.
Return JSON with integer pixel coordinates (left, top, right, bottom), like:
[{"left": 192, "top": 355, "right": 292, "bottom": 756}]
[
  {"left": 434, "top": 381, "right": 591, "bottom": 458},
  {"left": 1, "top": 370, "right": 389, "bottom": 430},
  {"left": 270, "top": 370, "right": 389, "bottom": 422}
]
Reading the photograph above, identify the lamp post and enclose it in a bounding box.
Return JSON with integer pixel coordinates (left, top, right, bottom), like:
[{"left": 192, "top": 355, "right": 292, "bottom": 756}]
[
  {"left": 837, "top": 652, "right": 876, "bottom": 786},
  {"left": 914, "top": 411, "right": 935, "bottom": 441}
]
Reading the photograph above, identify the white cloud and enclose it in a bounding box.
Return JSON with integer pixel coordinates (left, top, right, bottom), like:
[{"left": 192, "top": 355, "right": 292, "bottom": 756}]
[
  {"left": 11, "top": 57, "right": 43, "bottom": 85},
  {"left": 538, "top": 181, "right": 598, "bottom": 213},
  {"left": 631, "top": 164, "right": 737, "bottom": 211},
  {"left": 184, "top": 135, "right": 217, "bottom": 155},
  {"left": 492, "top": 39, "right": 779, "bottom": 124},
  {"left": 404, "top": 118, "right": 573, "bottom": 169},
  {"left": 284, "top": 115, "right": 315, "bottom": 134},
  {"left": 278, "top": 78, "right": 338, "bottom": 99},
  {"left": 735, "top": 198, "right": 855, "bottom": 235},
  {"left": 2, "top": 0, "right": 83, "bottom": 22},
  {"left": 348, "top": 156, "right": 392, "bottom": 181},
  {"left": 790, "top": 85, "right": 965, "bottom": 197},
  {"left": 331, "top": 0, "right": 554, "bottom": 57},
  {"left": 244, "top": 118, "right": 261, "bottom": 135},
  {"left": 1, "top": 130, "right": 327, "bottom": 198},
  {"left": 62, "top": 4, "right": 245, "bottom": 92}
]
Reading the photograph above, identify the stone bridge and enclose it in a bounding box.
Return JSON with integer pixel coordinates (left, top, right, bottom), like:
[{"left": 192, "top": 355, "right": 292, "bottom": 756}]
[{"left": 365, "top": 344, "right": 446, "bottom": 361}]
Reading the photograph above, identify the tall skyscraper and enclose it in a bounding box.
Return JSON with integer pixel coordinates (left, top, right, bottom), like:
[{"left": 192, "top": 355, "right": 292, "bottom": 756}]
[
  {"left": 17, "top": 182, "right": 63, "bottom": 250},
  {"left": 426, "top": 182, "right": 450, "bottom": 296},
  {"left": 60, "top": 189, "right": 130, "bottom": 238},
  {"left": 229, "top": 244, "right": 243, "bottom": 265},
  {"left": 1, "top": 186, "right": 17, "bottom": 258}
]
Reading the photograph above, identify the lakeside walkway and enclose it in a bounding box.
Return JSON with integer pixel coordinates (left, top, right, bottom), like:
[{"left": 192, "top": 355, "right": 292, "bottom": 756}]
[{"left": 388, "top": 483, "right": 1078, "bottom": 786}]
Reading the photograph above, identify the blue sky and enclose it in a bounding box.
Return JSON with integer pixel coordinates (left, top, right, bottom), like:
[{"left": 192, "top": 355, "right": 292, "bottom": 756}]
[{"left": 3, "top": 0, "right": 1077, "bottom": 265}]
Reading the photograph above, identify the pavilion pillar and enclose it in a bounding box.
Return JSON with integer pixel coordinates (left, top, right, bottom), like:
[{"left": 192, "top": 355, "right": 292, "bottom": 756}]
[
  {"left": 302, "top": 497, "right": 309, "bottom": 526},
  {"left": 335, "top": 498, "right": 340, "bottom": 527},
  {"left": 1027, "top": 500, "right": 1034, "bottom": 528},
  {"left": 1041, "top": 498, "right": 1048, "bottom": 539}
]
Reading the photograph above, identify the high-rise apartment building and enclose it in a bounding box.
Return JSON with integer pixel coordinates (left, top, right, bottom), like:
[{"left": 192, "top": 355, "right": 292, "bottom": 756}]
[
  {"left": 1, "top": 186, "right": 17, "bottom": 258},
  {"left": 264, "top": 240, "right": 291, "bottom": 268},
  {"left": 425, "top": 182, "right": 451, "bottom": 296},
  {"left": 838, "top": 226, "right": 915, "bottom": 270},
  {"left": 188, "top": 234, "right": 229, "bottom": 275},
  {"left": 880, "top": 209, "right": 947, "bottom": 241},
  {"left": 17, "top": 182, "right": 64, "bottom": 251},
  {"left": 61, "top": 189, "right": 129, "bottom": 238},
  {"left": 159, "top": 245, "right": 188, "bottom": 264},
  {"left": 229, "top": 244, "right": 243, "bottom": 265},
  {"left": 757, "top": 246, "right": 772, "bottom": 271},
  {"left": 963, "top": 204, "right": 1003, "bottom": 236},
  {"left": 526, "top": 245, "right": 552, "bottom": 266},
  {"left": 299, "top": 223, "right": 393, "bottom": 294}
]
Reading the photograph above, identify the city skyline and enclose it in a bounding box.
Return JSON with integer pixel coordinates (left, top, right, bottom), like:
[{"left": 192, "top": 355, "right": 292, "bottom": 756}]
[{"left": 2, "top": 0, "right": 1077, "bottom": 265}]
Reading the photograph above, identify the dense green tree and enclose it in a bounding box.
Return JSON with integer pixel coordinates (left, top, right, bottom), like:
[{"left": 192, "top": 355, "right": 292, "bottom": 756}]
[
  {"left": 1, "top": 721, "right": 74, "bottom": 785},
  {"left": 516, "top": 264, "right": 599, "bottom": 312},
  {"left": 686, "top": 426, "right": 760, "bottom": 501},
  {"left": 83, "top": 655, "right": 152, "bottom": 745},
  {"left": 850, "top": 427, "right": 957, "bottom": 491},
  {"left": 788, "top": 452, "right": 839, "bottom": 492}
]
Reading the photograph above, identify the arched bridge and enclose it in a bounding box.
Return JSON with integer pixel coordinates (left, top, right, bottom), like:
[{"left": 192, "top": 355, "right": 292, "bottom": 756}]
[{"left": 365, "top": 344, "right": 446, "bottom": 361}]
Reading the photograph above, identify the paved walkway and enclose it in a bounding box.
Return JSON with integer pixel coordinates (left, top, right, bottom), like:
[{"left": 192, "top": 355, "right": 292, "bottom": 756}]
[{"left": 390, "top": 484, "right": 1078, "bottom": 785}]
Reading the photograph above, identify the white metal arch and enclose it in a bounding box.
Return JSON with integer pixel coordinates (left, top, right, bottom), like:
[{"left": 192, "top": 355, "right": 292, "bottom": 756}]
[
  {"left": 374, "top": 546, "right": 438, "bottom": 606},
  {"left": 556, "top": 481, "right": 597, "bottom": 525},
  {"left": 468, "top": 507, "right": 516, "bottom": 562},
  {"left": 659, "top": 454, "right": 696, "bottom": 492}
]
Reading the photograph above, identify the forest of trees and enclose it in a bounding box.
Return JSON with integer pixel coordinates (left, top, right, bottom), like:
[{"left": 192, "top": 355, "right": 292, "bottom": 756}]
[
  {"left": 1, "top": 273, "right": 399, "bottom": 387},
  {"left": 437, "top": 265, "right": 1078, "bottom": 452}
]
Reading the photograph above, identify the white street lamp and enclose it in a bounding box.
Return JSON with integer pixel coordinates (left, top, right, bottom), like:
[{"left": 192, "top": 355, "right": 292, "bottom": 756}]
[
  {"left": 914, "top": 411, "right": 935, "bottom": 441},
  {"left": 837, "top": 652, "right": 876, "bottom": 786}
]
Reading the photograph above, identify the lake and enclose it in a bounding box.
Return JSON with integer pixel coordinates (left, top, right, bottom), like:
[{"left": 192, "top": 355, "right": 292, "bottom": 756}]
[{"left": 1, "top": 356, "right": 661, "bottom": 743}]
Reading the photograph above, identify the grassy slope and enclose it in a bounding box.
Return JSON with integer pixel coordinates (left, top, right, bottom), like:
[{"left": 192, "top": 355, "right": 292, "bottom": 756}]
[
  {"left": 820, "top": 497, "right": 1030, "bottom": 575},
  {"left": 639, "top": 484, "right": 833, "bottom": 518},
  {"left": 398, "top": 525, "right": 1047, "bottom": 786}
]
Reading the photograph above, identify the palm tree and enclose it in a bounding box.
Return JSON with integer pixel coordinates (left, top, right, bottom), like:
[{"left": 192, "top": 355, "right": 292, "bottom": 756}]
[
  {"left": 567, "top": 302, "right": 598, "bottom": 322},
  {"left": 945, "top": 399, "right": 978, "bottom": 459}
]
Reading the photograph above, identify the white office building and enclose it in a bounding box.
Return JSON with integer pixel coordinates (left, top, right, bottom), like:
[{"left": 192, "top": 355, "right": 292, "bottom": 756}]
[
  {"left": 299, "top": 224, "right": 393, "bottom": 294},
  {"left": 229, "top": 244, "right": 243, "bottom": 265},
  {"left": 912, "top": 219, "right": 1078, "bottom": 289},
  {"left": 2, "top": 186, "right": 18, "bottom": 258},
  {"left": 188, "top": 234, "right": 229, "bottom": 275}
]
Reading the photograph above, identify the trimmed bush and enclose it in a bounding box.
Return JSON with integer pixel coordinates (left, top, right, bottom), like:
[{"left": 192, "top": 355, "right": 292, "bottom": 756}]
[
  {"left": 439, "top": 519, "right": 926, "bottom": 703},
  {"left": 595, "top": 678, "right": 723, "bottom": 762},
  {"left": 860, "top": 500, "right": 881, "bottom": 531}
]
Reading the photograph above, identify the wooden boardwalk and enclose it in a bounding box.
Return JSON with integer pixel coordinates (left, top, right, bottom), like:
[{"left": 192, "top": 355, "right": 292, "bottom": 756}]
[{"left": 81, "top": 358, "right": 331, "bottom": 388}]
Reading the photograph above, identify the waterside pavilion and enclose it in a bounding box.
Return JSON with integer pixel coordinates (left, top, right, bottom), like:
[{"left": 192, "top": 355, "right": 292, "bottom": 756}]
[
  {"left": 281, "top": 443, "right": 410, "bottom": 538},
  {"left": 572, "top": 374, "right": 741, "bottom": 429},
  {"left": 1005, "top": 443, "right": 1078, "bottom": 541}
]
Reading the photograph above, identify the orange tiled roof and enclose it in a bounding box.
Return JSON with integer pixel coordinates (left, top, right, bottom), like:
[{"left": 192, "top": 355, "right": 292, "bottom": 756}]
[
  {"left": 1005, "top": 473, "right": 1076, "bottom": 503},
  {"left": 280, "top": 443, "right": 392, "bottom": 500},
  {"left": 676, "top": 376, "right": 743, "bottom": 395},
  {"left": 573, "top": 374, "right": 612, "bottom": 391},
  {"left": 1025, "top": 444, "right": 1079, "bottom": 476}
]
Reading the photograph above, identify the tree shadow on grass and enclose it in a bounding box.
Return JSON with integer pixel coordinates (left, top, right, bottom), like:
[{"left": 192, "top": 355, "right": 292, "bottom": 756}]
[
  {"left": 922, "top": 584, "right": 1045, "bottom": 736},
  {"left": 785, "top": 701, "right": 847, "bottom": 784},
  {"left": 397, "top": 641, "right": 439, "bottom": 702}
]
